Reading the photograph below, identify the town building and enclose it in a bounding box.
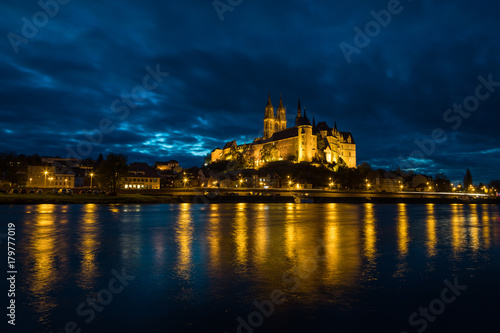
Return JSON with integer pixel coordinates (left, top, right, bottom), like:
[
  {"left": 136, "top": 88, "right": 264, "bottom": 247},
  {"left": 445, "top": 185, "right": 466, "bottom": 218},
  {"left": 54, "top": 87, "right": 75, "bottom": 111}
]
[
  {"left": 155, "top": 160, "right": 183, "bottom": 173},
  {"left": 210, "top": 94, "right": 356, "bottom": 168},
  {"left": 27, "top": 165, "right": 75, "bottom": 188},
  {"left": 122, "top": 162, "right": 161, "bottom": 190}
]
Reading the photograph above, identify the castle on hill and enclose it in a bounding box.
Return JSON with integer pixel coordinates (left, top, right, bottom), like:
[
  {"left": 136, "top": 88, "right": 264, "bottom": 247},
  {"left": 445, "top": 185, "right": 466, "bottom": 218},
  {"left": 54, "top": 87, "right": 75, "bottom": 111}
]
[{"left": 210, "top": 94, "right": 356, "bottom": 168}]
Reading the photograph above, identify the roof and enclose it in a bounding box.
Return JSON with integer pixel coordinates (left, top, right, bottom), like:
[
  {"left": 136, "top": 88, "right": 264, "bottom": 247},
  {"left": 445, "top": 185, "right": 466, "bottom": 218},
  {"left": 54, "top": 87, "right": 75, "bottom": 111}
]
[
  {"left": 223, "top": 140, "right": 237, "bottom": 150},
  {"left": 128, "top": 162, "right": 159, "bottom": 177},
  {"left": 341, "top": 131, "right": 356, "bottom": 144},
  {"left": 155, "top": 160, "right": 179, "bottom": 165},
  {"left": 265, "top": 127, "right": 299, "bottom": 142},
  {"left": 315, "top": 121, "right": 330, "bottom": 131},
  {"left": 298, "top": 116, "right": 311, "bottom": 126},
  {"left": 382, "top": 171, "right": 401, "bottom": 180}
]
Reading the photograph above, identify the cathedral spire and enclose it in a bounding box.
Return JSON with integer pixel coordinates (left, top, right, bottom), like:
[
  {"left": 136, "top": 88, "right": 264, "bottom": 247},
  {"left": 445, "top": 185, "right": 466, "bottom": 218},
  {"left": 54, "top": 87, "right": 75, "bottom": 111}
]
[
  {"left": 265, "top": 92, "right": 274, "bottom": 119},
  {"left": 295, "top": 99, "right": 302, "bottom": 127},
  {"left": 278, "top": 94, "right": 284, "bottom": 110}
]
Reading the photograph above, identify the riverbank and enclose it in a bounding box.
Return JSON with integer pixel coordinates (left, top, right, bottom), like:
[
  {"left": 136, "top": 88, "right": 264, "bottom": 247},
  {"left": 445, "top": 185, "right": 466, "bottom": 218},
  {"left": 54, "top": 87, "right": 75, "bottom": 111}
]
[
  {"left": 0, "top": 193, "right": 182, "bottom": 205},
  {"left": 1, "top": 192, "right": 498, "bottom": 205}
]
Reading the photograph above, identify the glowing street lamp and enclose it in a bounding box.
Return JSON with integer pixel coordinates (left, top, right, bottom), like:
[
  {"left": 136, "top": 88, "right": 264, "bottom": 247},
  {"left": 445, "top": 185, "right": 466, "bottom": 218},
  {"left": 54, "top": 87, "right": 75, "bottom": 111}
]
[
  {"left": 90, "top": 173, "right": 94, "bottom": 189},
  {"left": 29, "top": 178, "right": 32, "bottom": 187},
  {"left": 49, "top": 177, "right": 53, "bottom": 188},
  {"left": 183, "top": 178, "right": 188, "bottom": 188},
  {"left": 44, "top": 170, "right": 48, "bottom": 187}
]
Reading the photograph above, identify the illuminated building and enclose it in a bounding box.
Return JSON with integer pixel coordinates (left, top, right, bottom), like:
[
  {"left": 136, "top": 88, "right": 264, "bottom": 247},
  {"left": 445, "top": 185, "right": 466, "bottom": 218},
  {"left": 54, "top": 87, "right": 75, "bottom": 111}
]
[{"left": 211, "top": 94, "right": 357, "bottom": 168}]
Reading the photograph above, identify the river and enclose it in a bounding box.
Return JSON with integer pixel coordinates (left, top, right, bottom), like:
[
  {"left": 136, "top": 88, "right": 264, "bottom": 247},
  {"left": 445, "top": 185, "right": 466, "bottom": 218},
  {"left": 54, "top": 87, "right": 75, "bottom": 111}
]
[{"left": 4, "top": 203, "right": 500, "bottom": 332}]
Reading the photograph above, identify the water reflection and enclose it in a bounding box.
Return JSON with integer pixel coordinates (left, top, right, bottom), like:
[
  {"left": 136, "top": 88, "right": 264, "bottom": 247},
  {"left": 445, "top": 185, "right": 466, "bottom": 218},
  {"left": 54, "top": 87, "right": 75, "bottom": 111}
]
[
  {"left": 207, "top": 205, "right": 222, "bottom": 272},
  {"left": 482, "top": 205, "right": 491, "bottom": 249},
  {"left": 322, "top": 204, "right": 361, "bottom": 287},
  {"left": 397, "top": 203, "right": 409, "bottom": 257},
  {"left": 254, "top": 204, "right": 269, "bottom": 267},
  {"left": 175, "top": 203, "right": 193, "bottom": 280},
  {"left": 426, "top": 204, "right": 437, "bottom": 257},
  {"left": 25, "top": 205, "right": 61, "bottom": 322},
  {"left": 451, "top": 204, "right": 464, "bottom": 253},
  {"left": 363, "top": 204, "right": 377, "bottom": 265},
  {"left": 468, "top": 205, "right": 480, "bottom": 252},
  {"left": 394, "top": 204, "right": 409, "bottom": 277},
  {"left": 234, "top": 203, "right": 249, "bottom": 272},
  {"left": 14, "top": 202, "right": 500, "bottom": 332},
  {"left": 77, "top": 204, "right": 100, "bottom": 289}
]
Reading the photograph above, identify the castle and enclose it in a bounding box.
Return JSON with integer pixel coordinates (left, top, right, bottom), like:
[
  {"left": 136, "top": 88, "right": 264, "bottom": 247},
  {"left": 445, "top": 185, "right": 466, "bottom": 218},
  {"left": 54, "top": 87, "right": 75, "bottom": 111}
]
[{"left": 210, "top": 94, "right": 356, "bottom": 168}]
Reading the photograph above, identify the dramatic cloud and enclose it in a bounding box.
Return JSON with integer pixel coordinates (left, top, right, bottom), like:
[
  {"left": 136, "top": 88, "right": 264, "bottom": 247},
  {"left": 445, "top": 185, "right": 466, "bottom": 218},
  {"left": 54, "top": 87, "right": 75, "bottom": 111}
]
[{"left": 1, "top": 0, "right": 499, "bottom": 183}]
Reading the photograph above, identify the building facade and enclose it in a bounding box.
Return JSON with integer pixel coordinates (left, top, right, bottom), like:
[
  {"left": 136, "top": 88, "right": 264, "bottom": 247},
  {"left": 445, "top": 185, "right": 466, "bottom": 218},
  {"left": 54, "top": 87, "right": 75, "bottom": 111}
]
[
  {"left": 122, "top": 162, "right": 161, "bottom": 190},
  {"left": 211, "top": 94, "right": 357, "bottom": 168},
  {"left": 27, "top": 165, "right": 75, "bottom": 188}
]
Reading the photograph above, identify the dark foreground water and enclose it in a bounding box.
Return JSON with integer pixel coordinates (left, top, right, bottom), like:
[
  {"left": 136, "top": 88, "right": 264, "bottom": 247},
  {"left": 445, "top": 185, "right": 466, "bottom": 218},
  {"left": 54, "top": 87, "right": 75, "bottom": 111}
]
[{"left": 3, "top": 203, "right": 500, "bottom": 333}]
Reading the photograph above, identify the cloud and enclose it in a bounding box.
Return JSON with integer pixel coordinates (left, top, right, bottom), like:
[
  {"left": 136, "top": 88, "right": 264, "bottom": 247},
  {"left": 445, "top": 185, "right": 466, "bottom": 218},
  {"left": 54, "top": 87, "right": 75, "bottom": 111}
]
[{"left": 0, "top": 0, "right": 498, "bottom": 181}]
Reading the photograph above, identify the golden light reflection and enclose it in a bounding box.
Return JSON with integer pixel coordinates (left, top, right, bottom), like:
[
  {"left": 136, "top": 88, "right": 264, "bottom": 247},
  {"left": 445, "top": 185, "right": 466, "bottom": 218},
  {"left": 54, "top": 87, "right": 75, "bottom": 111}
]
[
  {"left": 323, "top": 204, "right": 340, "bottom": 283},
  {"left": 426, "top": 204, "right": 437, "bottom": 257},
  {"left": 451, "top": 204, "right": 464, "bottom": 253},
  {"left": 234, "top": 203, "right": 249, "bottom": 271},
  {"left": 482, "top": 205, "right": 491, "bottom": 248},
  {"left": 469, "top": 205, "right": 480, "bottom": 252},
  {"left": 109, "top": 205, "right": 120, "bottom": 214},
  {"left": 175, "top": 203, "right": 193, "bottom": 280},
  {"left": 28, "top": 204, "right": 58, "bottom": 315},
  {"left": 284, "top": 208, "right": 298, "bottom": 260},
  {"left": 254, "top": 204, "right": 269, "bottom": 266},
  {"left": 363, "top": 203, "right": 377, "bottom": 263},
  {"left": 207, "top": 204, "right": 222, "bottom": 271},
  {"left": 78, "top": 204, "right": 99, "bottom": 289},
  {"left": 397, "top": 203, "right": 409, "bottom": 257}
]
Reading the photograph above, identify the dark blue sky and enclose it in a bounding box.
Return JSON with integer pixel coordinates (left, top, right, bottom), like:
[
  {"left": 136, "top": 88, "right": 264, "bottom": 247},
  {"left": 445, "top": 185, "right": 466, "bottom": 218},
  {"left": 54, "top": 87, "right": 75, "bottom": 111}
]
[{"left": 1, "top": 0, "right": 499, "bottom": 184}]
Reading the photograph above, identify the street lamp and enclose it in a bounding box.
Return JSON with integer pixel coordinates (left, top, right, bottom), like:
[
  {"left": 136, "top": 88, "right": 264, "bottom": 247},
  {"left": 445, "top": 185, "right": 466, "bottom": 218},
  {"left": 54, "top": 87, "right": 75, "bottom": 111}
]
[
  {"left": 183, "top": 178, "right": 188, "bottom": 188},
  {"left": 90, "top": 173, "right": 94, "bottom": 189},
  {"left": 29, "top": 178, "right": 32, "bottom": 187},
  {"left": 64, "top": 179, "right": 68, "bottom": 188},
  {"left": 49, "top": 177, "right": 53, "bottom": 188},
  {"left": 44, "top": 170, "right": 48, "bottom": 187}
]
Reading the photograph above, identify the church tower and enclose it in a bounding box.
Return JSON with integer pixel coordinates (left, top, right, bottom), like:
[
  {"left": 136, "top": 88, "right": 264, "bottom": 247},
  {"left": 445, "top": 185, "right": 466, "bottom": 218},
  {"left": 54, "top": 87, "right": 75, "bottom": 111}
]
[
  {"left": 295, "top": 99, "right": 302, "bottom": 127},
  {"left": 264, "top": 93, "right": 275, "bottom": 139},
  {"left": 276, "top": 95, "right": 287, "bottom": 131}
]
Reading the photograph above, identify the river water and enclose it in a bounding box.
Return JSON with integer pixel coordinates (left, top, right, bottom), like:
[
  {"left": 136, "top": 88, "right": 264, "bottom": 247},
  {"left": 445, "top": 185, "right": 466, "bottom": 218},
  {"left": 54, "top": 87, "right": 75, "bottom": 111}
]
[{"left": 4, "top": 203, "right": 500, "bottom": 332}]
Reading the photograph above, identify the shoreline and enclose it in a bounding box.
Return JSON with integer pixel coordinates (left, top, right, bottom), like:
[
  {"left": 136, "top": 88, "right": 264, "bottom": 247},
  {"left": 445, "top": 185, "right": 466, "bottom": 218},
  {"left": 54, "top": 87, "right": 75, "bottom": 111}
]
[{"left": 1, "top": 193, "right": 498, "bottom": 205}]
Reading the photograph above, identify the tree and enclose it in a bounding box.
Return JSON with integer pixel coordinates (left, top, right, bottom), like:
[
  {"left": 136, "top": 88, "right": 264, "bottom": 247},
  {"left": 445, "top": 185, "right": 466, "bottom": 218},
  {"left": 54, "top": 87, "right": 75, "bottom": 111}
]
[
  {"left": 260, "top": 143, "right": 279, "bottom": 163},
  {"left": 96, "top": 153, "right": 129, "bottom": 195},
  {"left": 463, "top": 169, "right": 473, "bottom": 190},
  {"left": 435, "top": 173, "right": 447, "bottom": 180}
]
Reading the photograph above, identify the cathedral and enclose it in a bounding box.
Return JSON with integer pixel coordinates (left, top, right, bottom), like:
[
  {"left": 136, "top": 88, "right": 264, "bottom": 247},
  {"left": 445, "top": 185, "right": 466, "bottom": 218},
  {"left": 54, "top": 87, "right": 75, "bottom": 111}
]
[{"left": 211, "top": 94, "right": 356, "bottom": 168}]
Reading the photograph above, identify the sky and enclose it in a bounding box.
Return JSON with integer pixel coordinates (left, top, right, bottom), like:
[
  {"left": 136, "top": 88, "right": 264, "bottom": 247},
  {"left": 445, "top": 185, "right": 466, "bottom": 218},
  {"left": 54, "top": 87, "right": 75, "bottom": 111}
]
[{"left": 1, "top": 0, "right": 499, "bottom": 184}]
